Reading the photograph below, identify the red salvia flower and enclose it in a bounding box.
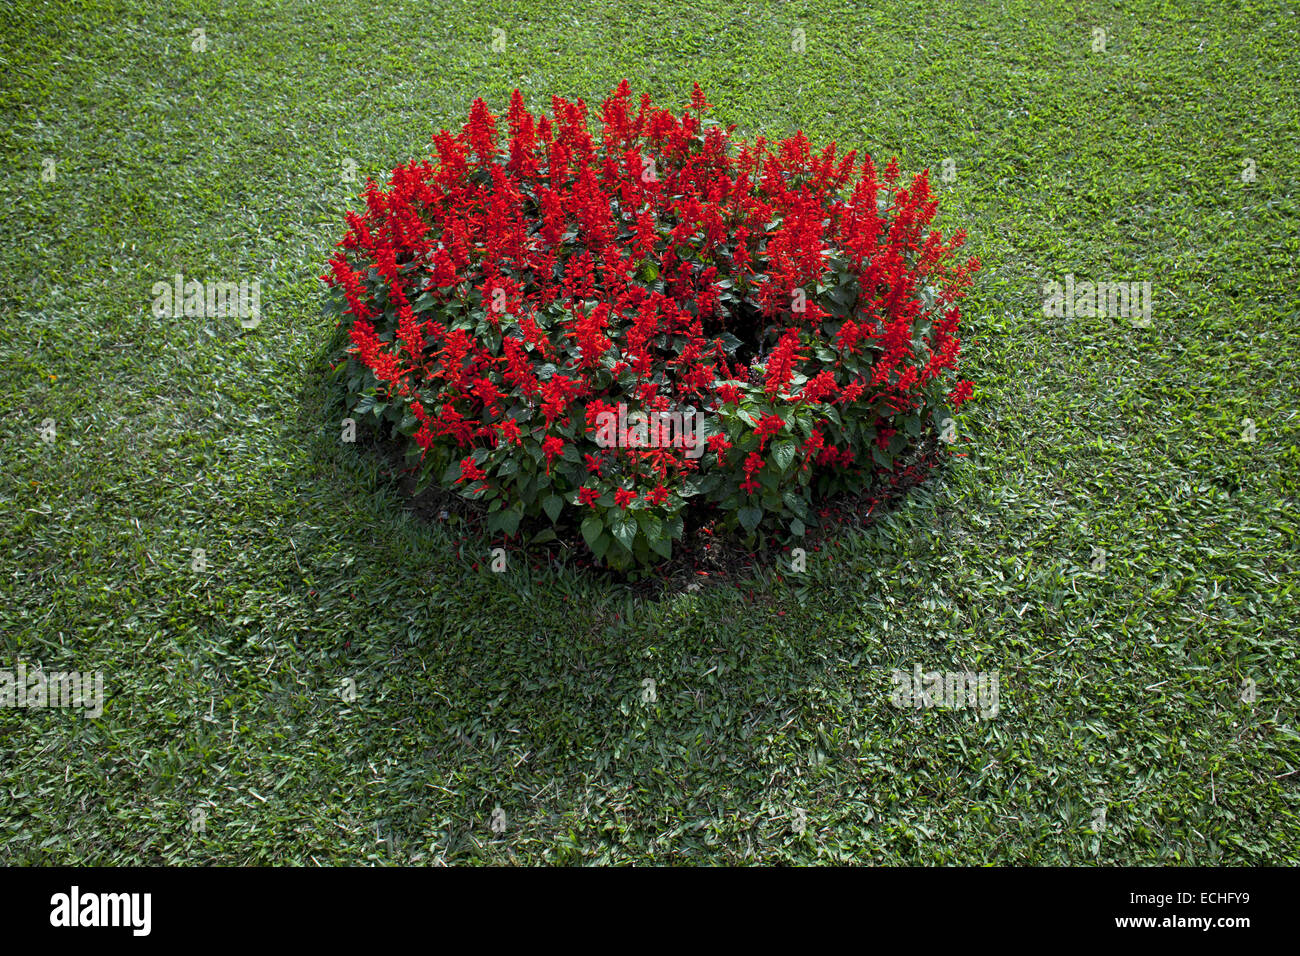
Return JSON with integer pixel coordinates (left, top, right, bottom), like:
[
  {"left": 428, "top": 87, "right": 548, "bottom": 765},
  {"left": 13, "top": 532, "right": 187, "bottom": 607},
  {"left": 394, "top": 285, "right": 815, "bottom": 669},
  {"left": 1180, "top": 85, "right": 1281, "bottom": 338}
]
[
  {"left": 456, "top": 456, "right": 485, "bottom": 484},
  {"left": 320, "top": 83, "right": 976, "bottom": 564},
  {"left": 948, "top": 380, "right": 974, "bottom": 408},
  {"left": 754, "top": 414, "right": 785, "bottom": 450},
  {"left": 542, "top": 434, "right": 565, "bottom": 474},
  {"left": 740, "top": 452, "right": 764, "bottom": 495}
]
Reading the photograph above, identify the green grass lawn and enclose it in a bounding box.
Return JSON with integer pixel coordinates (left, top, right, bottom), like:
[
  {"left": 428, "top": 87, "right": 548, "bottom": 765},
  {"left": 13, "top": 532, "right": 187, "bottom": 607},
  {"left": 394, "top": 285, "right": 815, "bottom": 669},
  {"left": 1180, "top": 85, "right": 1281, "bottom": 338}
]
[{"left": 1, "top": 0, "right": 1297, "bottom": 864}]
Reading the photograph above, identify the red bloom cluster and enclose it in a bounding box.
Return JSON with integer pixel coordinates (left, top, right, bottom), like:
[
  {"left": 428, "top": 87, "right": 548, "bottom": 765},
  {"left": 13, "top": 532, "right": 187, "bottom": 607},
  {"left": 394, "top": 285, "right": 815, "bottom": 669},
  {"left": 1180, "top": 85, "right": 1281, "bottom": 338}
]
[{"left": 323, "top": 83, "right": 978, "bottom": 563}]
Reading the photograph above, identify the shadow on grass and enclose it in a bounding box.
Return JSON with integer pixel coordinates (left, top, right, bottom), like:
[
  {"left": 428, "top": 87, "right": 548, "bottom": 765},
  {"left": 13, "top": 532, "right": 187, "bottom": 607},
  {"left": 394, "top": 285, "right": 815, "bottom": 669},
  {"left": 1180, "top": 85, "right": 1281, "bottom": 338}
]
[{"left": 269, "top": 329, "right": 962, "bottom": 860}]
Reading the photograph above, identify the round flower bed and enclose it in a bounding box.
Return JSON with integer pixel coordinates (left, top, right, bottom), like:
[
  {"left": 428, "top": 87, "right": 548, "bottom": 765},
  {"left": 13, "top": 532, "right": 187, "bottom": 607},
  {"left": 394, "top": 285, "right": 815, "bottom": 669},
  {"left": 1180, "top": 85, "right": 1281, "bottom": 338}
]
[{"left": 322, "top": 82, "right": 979, "bottom": 570}]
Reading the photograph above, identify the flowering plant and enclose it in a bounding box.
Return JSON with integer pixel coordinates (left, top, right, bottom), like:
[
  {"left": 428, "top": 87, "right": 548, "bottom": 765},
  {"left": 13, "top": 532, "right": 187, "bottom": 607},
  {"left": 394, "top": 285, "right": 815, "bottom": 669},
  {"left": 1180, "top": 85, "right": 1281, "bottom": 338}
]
[{"left": 323, "top": 82, "right": 978, "bottom": 569}]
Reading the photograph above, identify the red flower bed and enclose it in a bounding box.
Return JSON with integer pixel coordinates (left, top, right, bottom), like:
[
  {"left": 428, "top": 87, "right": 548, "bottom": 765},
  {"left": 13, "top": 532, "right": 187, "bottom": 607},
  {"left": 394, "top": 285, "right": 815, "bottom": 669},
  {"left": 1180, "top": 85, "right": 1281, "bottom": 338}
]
[{"left": 323, "top": 82, "right": 978, "bottom": 569}]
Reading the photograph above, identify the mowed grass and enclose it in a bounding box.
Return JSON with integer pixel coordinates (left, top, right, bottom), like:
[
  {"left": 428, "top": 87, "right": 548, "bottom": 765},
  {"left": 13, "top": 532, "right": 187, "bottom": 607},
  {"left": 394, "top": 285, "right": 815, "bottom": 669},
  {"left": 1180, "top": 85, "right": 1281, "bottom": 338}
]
[{"left": 1, "top": 0, "right": 1297, "bottom": 864}]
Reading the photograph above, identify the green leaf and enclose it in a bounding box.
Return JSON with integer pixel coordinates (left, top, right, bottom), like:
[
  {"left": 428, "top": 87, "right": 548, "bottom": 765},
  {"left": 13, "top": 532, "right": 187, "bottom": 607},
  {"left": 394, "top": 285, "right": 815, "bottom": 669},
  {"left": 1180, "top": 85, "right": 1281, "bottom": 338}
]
[
  {"left": 581, "top": 514, "right": 604, "bottom": 550},
  {"left": 542, "top": 494, "right": 563, "bottom": 524},
  {"left": 782, "top": 491, "right": 812, "bottom": 521},
  {"left": 718, "top": 332, "right": 745, "bottom": 354},
  {"left": 488, "top": 507, "right": 521, "bottom": 537},
  {"left": 772, "top": 439, "right": 797, "bottom": 472},
  {"left": 637, "top": 511, "right": 663, "bottom": 542},
  {"left": 738, "top": 505, "right": 763, "bottom": 534},
  {"left": 611, "top": 514, "right": 638, "bottom": 551}
]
